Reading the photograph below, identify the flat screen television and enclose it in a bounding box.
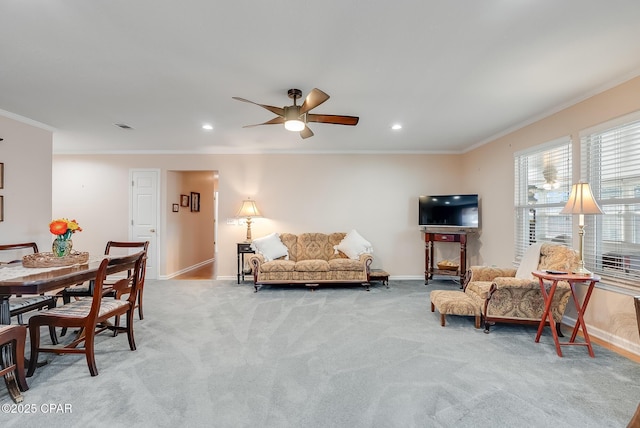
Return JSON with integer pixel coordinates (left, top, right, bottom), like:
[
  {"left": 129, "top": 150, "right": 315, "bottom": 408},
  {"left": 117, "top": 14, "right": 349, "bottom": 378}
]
[{"left": 418, "top": 194, "right": 479, "bottom": 229}]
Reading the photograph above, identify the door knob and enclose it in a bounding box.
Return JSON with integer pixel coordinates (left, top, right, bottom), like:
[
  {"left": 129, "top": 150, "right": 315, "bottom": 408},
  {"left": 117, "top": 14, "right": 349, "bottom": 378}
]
[{"left": 150, "top": 229, "right": 156, "bottom": 233}]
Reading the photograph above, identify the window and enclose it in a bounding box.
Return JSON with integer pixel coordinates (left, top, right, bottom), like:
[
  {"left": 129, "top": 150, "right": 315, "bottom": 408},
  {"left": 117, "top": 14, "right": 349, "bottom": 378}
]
[
  {"left": 514, "top": 137, "right": 573, "bottom": 261},
  {"left": 581, "top": 114, "right": 640, "bottom": 288}
]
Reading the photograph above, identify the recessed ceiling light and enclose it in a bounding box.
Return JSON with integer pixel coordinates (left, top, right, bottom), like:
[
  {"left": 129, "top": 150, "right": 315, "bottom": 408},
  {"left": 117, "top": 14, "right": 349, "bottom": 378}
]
[
  {"left": 391, "top": 124, "right": 402, "bottom": 130},
  {"left": 202, "top": 124, "right": 213, "bottom": 131}
]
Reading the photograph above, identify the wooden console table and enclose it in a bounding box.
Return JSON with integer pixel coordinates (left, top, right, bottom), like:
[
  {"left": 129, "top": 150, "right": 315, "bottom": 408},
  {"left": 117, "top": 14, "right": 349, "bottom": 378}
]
[{"left": 424, "top": 231, "right": 467, "bottom": 285}]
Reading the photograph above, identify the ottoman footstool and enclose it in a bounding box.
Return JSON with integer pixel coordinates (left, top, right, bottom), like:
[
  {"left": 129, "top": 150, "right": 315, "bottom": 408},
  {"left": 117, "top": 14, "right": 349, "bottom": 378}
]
[
  {"left": 369, "top": 269, "right": 389, "bottom": 288},
  {"left": 430, "top": 290, "right": 481, "bottom": 328}
]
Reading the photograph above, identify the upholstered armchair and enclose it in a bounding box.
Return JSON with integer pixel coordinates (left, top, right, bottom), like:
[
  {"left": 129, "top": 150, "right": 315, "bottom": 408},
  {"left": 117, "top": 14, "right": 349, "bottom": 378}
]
[{"left": 464, "top": 243, "right": 579, "bottom": 333}]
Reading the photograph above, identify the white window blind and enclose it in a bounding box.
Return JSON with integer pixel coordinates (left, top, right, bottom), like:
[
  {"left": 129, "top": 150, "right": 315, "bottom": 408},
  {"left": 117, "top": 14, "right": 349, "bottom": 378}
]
[
  {"left": 581, "top": 115, "right": 640, "bottom": 289},
  {"left": 514, "top": 137, "right": 572, "bottom": 262}
]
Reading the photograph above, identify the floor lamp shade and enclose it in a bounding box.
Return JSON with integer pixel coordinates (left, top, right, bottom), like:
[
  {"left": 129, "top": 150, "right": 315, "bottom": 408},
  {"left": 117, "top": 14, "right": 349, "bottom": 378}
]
[
  {"left": 236, "top": 199, "right": 262, "bottom": 242},
  {"left": 560, "top": 182, "right": 604, "bottom": 276}
]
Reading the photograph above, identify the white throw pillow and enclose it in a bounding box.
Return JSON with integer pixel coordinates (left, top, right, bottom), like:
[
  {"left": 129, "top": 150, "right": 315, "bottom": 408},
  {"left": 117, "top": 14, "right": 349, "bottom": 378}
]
[
  {"left": 334, "top": 229, "right": 374, "bottom": 260},
  {"left": 251, "top": 232, "right": 289, "bottom": 262}
]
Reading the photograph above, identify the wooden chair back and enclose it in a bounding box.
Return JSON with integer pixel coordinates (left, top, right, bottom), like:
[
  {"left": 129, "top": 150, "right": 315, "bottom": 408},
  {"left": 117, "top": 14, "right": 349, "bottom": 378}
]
[
  {"left": 61, "top": 240, "right": 148, "bottom": 305},
  {"left": 104, "top": 241, "right": 149, "bottom": 319},
  {"left": 88, "top": 253, "right": 142, "bottom": 323},
  {"left": 105, "top": 240, "right": 149, "bottom": 255},
  {"left": 0, "top": 242, "right": 38, "bottom": 264}
]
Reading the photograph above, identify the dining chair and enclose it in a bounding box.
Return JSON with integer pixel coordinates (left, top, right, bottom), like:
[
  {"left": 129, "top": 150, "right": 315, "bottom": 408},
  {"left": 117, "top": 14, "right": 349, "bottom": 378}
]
[
  {"left": 60, "top": 241, "right": 149, "bottom": 319},
  {"left": 0, "top": 324, "right": 29, "bottom": 403},
  {"left": 27, "top": 252, "right": 144, "bottom": 377},
  {"left": 0, "top": 242, "right": 58, "bottom": 344},
  {"left": 105, "top": 250, "right": 147, "bottom": 337},
  {"left": 59, "top": 241, "right": 148, "bottom": 338}
]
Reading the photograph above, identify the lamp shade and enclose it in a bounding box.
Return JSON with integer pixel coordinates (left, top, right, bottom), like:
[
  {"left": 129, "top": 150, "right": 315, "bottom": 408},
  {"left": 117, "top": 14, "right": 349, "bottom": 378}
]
[
  {"left": 236, "top": 199, "right": 262, "bottom": 218},
  {"left": 560, "top": 182, "right": 604, "bottom": 215}
]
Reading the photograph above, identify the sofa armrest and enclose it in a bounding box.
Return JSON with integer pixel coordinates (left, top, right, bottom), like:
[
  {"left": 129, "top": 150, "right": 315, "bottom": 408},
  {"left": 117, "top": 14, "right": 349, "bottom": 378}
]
[
  {"left": 248, "top": 253, "right": 265, "bottom": 270},
  {"left": 359, "top": 253, "right": 374, "bottom": 272},
  {"left": 248, "top": 254, "right": 265, "bottom": 284},
  {"left": 359, "top": 253, "right": 373, "bottom": 265},
  {"left": 467, "top": 266, "right": 517, "bottom": 283}
]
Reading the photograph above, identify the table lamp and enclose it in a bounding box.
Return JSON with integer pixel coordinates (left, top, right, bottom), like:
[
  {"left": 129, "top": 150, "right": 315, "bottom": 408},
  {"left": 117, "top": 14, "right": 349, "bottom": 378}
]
[
  {"left": 560, "top": 182, "right": 604, "bottom": 276},
  {"left": 236, "top": 198, "right": 262, "bottom": 242}
]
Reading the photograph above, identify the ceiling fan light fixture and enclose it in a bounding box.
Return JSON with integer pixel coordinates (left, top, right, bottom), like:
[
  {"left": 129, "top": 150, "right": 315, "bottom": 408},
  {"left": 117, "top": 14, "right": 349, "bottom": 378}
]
[
  {"left": 284, "top": 119, "right": 305, "bottom": 132},
  {"left": 233, "top": 88, "right": 358, "bottom": 138},
  {"left": 284, "top": 106, "right": 305, "bottom": 132}
]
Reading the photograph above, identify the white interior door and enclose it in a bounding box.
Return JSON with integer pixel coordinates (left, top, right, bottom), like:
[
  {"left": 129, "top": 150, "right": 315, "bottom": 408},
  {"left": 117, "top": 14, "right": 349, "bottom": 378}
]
[{"left": 130, "top": 169, "right": 159, "bottom": 279}]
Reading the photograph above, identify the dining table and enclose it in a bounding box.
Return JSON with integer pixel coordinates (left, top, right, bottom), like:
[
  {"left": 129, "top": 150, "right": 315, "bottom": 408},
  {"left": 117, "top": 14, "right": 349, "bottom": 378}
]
[{"left": 0, "top": 256, "right": 131, "bottom": 403}]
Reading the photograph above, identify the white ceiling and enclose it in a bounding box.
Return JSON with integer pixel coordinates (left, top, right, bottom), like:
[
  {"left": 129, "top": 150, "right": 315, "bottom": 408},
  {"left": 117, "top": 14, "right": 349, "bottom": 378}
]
[{"left": 2, "top": 1, "right": 640, "bottom": 155}]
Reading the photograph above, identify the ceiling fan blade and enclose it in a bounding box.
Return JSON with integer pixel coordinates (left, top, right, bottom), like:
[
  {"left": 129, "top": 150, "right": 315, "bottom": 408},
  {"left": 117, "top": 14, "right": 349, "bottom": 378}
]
[
  {"left": 242, "top": 116, "right": 285, "bottom": 128},
  {"left": 300, "top": 88, "right": 330, "bottom": 114},
  {"left": 306, "top": 114, "right": 359, "bottom": 126},
  {"left": 232, "top": 97, "right": 284, "bottom": 117},
  {"left": 300, "top": 126, "right": 314, "bottom": 139}
]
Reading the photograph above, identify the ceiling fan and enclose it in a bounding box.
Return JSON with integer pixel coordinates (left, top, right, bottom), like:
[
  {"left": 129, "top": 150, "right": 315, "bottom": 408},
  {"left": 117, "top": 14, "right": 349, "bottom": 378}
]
[{"left": 232, "top": 88, "right": 359, "bottom": 139}]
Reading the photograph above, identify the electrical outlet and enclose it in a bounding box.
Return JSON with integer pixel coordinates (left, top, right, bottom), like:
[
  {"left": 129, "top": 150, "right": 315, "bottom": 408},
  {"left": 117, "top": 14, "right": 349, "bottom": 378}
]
[{"left": 226, "top": 218, "right": 237, "bottom": 225}]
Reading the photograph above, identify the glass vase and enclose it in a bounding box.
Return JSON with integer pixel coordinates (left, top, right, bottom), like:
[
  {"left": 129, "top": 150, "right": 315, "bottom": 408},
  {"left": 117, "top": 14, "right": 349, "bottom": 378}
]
[{"left": 52, "top": 234, "right": 73, "bottom": 257}]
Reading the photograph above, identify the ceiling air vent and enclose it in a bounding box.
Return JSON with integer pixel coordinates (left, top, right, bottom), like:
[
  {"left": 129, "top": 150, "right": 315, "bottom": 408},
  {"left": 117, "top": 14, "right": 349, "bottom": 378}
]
[{"left": 114, "top": 123, "right": 134, "bottom": 130}]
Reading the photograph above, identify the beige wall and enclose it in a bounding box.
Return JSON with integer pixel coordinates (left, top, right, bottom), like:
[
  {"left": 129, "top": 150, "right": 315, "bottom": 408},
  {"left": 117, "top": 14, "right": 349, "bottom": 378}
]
[
  {"left": 51, "top": 153, "right": 464, "bottom": 281},
  {"left": 0, "top": 115, "right": 53, "bottom": 253},
  {"left": 461, "top": 75, "right": 640, "bottom": 354}
]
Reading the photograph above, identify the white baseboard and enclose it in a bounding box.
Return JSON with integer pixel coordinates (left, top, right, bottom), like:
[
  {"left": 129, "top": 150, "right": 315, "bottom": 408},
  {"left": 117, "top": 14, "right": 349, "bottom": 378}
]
[
  {"left": 160, "top": 258, "right": 215, "bottom": 280},
  {"left": 562, "top": 315, "right": 640, "bottom": 357},
  {"left": 389, "top": 275, "right": 423, "bottom": 281}
]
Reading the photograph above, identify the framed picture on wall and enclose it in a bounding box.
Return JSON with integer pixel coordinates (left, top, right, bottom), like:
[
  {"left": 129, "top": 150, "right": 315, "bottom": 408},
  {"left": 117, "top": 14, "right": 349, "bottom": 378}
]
[
  {"left": 0, "top": 196, "right": 3, "bottom": 222},
  {"left": 190, "top": 192, "right": 200, "bottom": 212},
  {"left": 172, "top": 203, "right": 179, "bottom": 212},
  {"left": 180, "top": 194, "right": 190, "bottom": 207},
  {"left": 0, "top": 162, "right": 3, "bottom": 189}
]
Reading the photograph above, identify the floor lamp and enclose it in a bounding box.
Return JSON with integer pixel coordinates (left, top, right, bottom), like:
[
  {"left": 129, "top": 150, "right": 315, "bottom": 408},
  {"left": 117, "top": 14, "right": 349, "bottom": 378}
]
[
  {"left": 560, "top": 182, "right": 604, "bottom": 276},
  {"left": 236, "top": 198, "right": 262, "bottom": 242}
]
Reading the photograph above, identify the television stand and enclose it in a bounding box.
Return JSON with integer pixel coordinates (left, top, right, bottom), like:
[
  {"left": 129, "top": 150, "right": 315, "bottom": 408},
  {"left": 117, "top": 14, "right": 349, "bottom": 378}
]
[{"left": 424, "top": 231, "right": 468, "bottom": 285}]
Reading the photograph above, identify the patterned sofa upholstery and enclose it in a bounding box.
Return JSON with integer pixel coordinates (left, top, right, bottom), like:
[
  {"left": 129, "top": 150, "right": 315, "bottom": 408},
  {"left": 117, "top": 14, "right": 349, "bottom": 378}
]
[
  {"left": 464, "top": 243, "right": 579, "bottom": 333},
  {"left": 248, "top": 233, "right": 373, "bottom": 291}
]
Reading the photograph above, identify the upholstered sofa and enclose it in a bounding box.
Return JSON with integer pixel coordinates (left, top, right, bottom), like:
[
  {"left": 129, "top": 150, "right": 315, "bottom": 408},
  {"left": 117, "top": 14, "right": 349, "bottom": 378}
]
[
  {"left": 248, "top": 232, "right": 373, "bottom": 292},
  {"left": 464, "top": 243, "right": 579, "bottom": 333}
]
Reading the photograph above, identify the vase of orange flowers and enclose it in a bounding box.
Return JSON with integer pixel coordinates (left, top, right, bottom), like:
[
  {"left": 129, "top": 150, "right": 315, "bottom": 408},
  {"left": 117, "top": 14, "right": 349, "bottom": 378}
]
[{"left": 50, "top": 218, "right": 82, "bottom": 257}]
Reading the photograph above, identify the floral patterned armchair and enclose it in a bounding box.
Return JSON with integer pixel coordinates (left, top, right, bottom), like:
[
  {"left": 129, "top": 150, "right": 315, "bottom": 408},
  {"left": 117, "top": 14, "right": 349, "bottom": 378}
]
[{"left": 464, "top": 243, "right": 579, "bottom": 333}]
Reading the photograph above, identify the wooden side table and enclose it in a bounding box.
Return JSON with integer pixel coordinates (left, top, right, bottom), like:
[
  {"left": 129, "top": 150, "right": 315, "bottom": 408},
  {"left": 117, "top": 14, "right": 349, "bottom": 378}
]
[
  {"left": 237, "top": 243, "right": 255, "bottom": 284},
  {"left": 532, "top": 270, "right": 600, "bottom": 357}
]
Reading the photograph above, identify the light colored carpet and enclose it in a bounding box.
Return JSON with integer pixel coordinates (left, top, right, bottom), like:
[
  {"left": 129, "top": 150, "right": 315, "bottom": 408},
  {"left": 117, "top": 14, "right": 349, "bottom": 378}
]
[{"left": 2, "top": 279, "right": 639, "bottom": 427}]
